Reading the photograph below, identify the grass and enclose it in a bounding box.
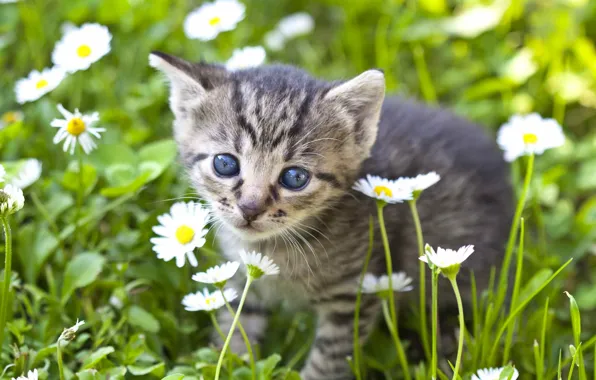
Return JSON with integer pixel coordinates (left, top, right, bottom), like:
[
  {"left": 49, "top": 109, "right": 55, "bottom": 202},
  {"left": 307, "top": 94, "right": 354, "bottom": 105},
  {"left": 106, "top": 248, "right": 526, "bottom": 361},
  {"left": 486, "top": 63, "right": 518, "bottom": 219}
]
[{"left": 1, "top": 0, "right": 596, "bottom": 379}]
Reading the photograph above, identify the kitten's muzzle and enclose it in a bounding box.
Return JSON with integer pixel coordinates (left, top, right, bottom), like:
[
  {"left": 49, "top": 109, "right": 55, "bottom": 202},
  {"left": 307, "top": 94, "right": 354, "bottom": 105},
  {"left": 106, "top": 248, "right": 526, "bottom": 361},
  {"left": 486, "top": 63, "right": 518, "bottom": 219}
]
[{"left": 238, "top": 200, "right": 266, "bottom": 222}]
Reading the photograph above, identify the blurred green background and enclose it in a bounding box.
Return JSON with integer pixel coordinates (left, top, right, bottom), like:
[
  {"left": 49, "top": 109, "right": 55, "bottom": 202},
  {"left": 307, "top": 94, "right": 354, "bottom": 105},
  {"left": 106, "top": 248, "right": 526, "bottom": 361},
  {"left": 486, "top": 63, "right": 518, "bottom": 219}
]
[{"left": 1, "top": 0, "right": 596, "bottom": 378}]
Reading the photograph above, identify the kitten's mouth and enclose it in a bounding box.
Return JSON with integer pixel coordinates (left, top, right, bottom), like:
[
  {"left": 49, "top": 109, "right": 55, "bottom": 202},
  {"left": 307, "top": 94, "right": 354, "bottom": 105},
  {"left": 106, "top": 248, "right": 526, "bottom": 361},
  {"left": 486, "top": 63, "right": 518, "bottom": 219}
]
[{"left": 238, "top": 223, "right": 260, "bottom": 232}]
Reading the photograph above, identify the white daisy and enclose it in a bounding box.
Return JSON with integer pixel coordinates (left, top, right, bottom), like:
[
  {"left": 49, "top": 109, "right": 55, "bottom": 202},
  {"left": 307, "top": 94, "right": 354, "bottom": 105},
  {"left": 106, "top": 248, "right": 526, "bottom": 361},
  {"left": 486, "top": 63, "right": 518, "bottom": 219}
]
[
  {"left": 264, "top": 30, "right": 285, "bottom": 51},
  {"left": 238, "top": 250, "right": 279, "bottom": 279},
  {"left": 150, "top": 202, "right": 211, "bottom": 268},
  {"left": 419, "top": 244, "right": 474, "bottom": 278},
  {"left": 50, "top": 104, "right": 104, "bottom": 155},
  {"left": 12, "top": 369, "right": 38, "bottom": 380},
  {"left": 0, "top": 164, "right": 5, "bottom": 183},
  {"left": 441, "top": 2, "right": 507, "bottom": 38},
  {"left": 361, "top": 272, "right": 414, "bottom": 295},
  {"left": 58, "top": 319, "right": 84, "bottom": 345},
  {"left": 0, "top": 184, "right": 24, "bottom": 217},
  {"left": 472, "top": 367, "right": 519, "bottom": 380},
  {"left": 11, "top": 159, "right": 42, "bottom": 189},
  {"left": 192, "top": 261, "right": 240, "bottom": 287},
  {"left": 497, "top": 113, "right": 566, "bottom": 162},
  {"left": 277, "top": 12, "right": 314, "bottom": 39},
  {"left": 501, "top": 48, "right": 537, "bottom": 85},
  {"left": 183, "top": 0, "right": 245, "bottom": 41},
  {"left": 52, "top": 23, "right": 112, "bottom": 73},
  {"left": 396, "top": 172, "right": 441, "bottom": 199},
  {"left": 0, "top": 110, "right": 24, "bottom": 130},
  {"left": 182, "top": 288, "right": 237, "bottom": 312},
  {"left": 226, "top": 46, "right": 266, "bottom": 71},
  {"left": 14, "top": 67, "right": 66, "bottom": 104},
  {"left": 352, "top": 175, "right": 414, "bottom": 204}
]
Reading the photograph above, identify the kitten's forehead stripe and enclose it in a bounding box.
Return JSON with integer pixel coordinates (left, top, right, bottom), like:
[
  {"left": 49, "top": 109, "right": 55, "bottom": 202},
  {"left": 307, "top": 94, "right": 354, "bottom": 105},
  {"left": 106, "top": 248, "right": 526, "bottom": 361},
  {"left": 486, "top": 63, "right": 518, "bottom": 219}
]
[
  {"left": 232, "top": 79, "right": 258, "bottom": 147},
  {"left": 287, "top": 91, "right": 314, "bottom": 140}
]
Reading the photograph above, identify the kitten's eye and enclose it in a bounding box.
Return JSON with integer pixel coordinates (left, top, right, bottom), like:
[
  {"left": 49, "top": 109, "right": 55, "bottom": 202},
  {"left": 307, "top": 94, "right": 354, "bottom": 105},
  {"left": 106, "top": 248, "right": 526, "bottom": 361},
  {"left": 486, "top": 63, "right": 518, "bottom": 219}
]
[
  {"left": 280, "top": 167, "right": 310, "bottom": 190},
  {"left": 213, "top": 154, "right": 240, "bottom": 177}
]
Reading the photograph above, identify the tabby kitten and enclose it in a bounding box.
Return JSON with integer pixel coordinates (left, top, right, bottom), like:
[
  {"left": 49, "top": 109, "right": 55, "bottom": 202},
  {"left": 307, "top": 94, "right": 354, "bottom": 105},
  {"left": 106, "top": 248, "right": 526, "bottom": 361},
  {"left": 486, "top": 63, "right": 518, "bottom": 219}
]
[{"left": 149, "top": 51, "right": 513, "bottom": 380}]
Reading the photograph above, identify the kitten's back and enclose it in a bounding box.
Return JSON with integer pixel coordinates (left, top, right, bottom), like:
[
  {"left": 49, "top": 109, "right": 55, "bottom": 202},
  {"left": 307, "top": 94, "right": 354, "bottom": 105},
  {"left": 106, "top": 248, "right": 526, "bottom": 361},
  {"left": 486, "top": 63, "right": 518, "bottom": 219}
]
[{"left": 361, "top": 97, "right": 513, "bottom": 305}]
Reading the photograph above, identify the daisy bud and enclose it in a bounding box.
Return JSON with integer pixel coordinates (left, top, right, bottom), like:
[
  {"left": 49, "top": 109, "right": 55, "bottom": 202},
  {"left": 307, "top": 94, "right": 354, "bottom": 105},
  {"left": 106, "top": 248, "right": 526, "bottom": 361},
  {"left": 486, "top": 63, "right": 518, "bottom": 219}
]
[
  {"left": 58, "top": 319, "right": 84, "bottom": 346},
  {"left": 238, "top": 250, "right": 279, "bottom": 280},
  {"left": 0, "top": 185, "right": 25, "bottom": 217}
]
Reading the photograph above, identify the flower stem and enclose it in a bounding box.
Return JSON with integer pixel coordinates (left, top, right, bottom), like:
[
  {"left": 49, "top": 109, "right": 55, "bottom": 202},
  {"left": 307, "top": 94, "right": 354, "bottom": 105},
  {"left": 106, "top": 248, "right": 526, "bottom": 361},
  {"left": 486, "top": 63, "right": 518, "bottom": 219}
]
[
  {"left": 376, "top": 202, "right": 398, "bottom": 337},
  {"left": 73, "top": 147, "right": 85, "bottom": 250},
  {"left": 209, "top": 312, "right": 226, "bottom": 342},
  {"left": 431, "top": 270, "right": 439, "bottom": 379},
  {"left": 448, "top": 276, "right": 465, "bottom": 380},
  {"left": 382, "top": 300, "right": 411, "bottom": 380},
  {"left": 57, "top": 341, "right": 66, "bottom": 380},
  {"left": 215, "top": 276, "right": 253, "bottom": 380},
  {"left": 408, "top": 200, "right": 430, "bottom": 361},
  {"left": 496, "top": 153, "right": 534, "bottom": 310},
  {"left": 0, "top": 217, "right": 12, "bottom": 348},
  {"left": 503, "top": 218, "right": 525, "bottom": 364},
  {"left": 353, "top": 216, "right": 375, "bottom": 380},
  {"left": 222, "top": 294, "right": 256, "bottom": 380}
]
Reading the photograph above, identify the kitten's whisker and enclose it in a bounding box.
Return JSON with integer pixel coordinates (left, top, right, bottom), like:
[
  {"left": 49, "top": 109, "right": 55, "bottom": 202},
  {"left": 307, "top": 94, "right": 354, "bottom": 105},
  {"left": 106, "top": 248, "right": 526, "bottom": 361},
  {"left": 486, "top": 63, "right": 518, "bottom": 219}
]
[{"left": 287, "top": 227, "right": 316, "bottom": 279}]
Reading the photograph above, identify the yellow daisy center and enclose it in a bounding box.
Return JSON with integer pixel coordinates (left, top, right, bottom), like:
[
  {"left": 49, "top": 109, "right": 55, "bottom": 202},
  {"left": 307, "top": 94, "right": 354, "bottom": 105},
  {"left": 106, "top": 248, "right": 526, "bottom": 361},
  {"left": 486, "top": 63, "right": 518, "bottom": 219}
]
[
  {"left": 205, "top": 296, "right": 216, "bottom": 306},
  {"left": 67, "top": 117, "right": 86, "bottom": 136},
  {"left": 77, "top": 44, "right": 92, "bottom": 58},
  {"left": 209, "top": 16, "right": 221, "bottom": 26},
  {"left": 373, "top": 185, "right": 393, "bottom": 198},
  {"left": 175, "top": 225, "right": 195, "bottom": 244},
  {"left": 1, "top": 112, "right": 19, "bottom": 124},
  {"left": 523, "top": 133, "right": 538, "bottom": 144},
  {"left": 36, "top": 79, "right": 48, "bottom": 89}
]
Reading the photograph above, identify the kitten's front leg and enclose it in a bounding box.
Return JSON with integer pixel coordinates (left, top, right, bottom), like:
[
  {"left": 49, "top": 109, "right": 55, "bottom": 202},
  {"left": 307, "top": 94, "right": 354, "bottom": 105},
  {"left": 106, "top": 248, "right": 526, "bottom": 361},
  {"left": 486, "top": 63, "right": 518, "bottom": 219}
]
[{"left": 301, "top": 294, "right": 381, "bottom": 380}]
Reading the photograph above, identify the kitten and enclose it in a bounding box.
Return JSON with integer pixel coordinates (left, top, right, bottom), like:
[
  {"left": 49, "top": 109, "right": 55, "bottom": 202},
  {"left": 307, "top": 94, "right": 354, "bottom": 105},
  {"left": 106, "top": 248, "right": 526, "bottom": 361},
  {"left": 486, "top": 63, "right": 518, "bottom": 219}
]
[{"left": 149, "top": 51, "right": 513, "bottom": 380}]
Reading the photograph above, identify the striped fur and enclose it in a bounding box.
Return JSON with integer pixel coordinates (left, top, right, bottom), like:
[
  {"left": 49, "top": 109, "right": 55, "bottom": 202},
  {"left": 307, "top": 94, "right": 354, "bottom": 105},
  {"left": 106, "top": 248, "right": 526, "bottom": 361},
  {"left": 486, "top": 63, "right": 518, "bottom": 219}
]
[{"left": 151, "top": 52, "right": 513, "bottom": 379}]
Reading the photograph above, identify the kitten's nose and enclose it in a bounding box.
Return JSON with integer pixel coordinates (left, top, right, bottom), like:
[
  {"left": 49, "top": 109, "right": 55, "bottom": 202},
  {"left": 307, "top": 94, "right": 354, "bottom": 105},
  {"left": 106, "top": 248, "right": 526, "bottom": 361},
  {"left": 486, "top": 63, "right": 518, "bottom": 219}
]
[{"left": 238, "top": 201, "right": 266, "bottom": 222}]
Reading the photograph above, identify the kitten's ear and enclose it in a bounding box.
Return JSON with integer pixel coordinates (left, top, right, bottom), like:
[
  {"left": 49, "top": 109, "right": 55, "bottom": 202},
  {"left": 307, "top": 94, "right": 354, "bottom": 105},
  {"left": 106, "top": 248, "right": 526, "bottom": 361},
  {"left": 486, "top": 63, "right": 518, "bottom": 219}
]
[
  {"left": 149, "top": 51, "right": 229, "bottom": 112},
  {"left": 325, "top": 70, "right": 385, "bottom": 154}
]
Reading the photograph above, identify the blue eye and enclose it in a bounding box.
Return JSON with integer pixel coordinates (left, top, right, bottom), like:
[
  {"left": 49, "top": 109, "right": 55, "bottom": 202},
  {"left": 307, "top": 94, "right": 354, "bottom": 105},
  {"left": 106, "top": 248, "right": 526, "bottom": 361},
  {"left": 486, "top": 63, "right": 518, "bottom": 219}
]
[
  {"left": 213, "top": 154, "right": 240, "bottom": 177},
  {"left": 280, "top": 167, "right": 310, "bottom": 190}
]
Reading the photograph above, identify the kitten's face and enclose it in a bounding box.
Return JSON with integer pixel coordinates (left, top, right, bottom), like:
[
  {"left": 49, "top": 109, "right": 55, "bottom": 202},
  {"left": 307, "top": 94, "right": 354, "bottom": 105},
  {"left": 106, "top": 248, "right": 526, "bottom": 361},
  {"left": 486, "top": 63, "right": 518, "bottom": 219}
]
[{"left": 150, "top": 53, "right": 385, "bottom": 241}]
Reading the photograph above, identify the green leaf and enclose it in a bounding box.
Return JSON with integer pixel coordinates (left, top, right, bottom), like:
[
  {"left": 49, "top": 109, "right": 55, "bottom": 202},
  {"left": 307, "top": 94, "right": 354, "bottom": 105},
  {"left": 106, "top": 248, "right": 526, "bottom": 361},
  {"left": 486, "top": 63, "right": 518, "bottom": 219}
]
[
  {"left": 105, "top": 163, "right": 138, "bottom": 187},
  {"left": 100, "top": 170, "right": 151, "bottom": 197},
  {"left": 128, "top": 362, "right": 165, "bottom": 376},
  {"left": 61, "top": 162, "right": 97, "bottom": 196},
  {"left": 517, "top": 269, "right": 554, "bottom": 306},
  {"left": 499, "top": 365, "right": 517, "bottom": 379},
  {"left": 576, "top": 196, "right": 596, "bottom": 235},
  {"left": 100, "top": 366, "right": 127, "bottom": 379},
  {"left": 82, "top": 346, "right": 115, "bottom": 369},
  {"left": 61, "top": 252, "right": 106, "bottom": 304},
  {"left": 196, "top": 348, "right": 219, "bottom": 364},
  {"left": 127, "top": 305, "right": 160, "bottom": 333},
  {"left": 565, "top": 291, "right": 582, "bottom": 346},
  {"left": 76, "top": 369, "right": 100, "bottom": 380},
  {"left": 138, "top": 139, "right": 177, "bottom": 173},
  {"left": 90, "top": 143, "right": 138, "bottom": 170},
  {"left": 123, "top": 334, "right": 148, "bottom": 365},
  {"left": 577, "top": 158, "right": 596, "bottom": 190},
  {"left": 161, "top": 375, "right": 186, "bottom": 380},
  {"left": 257, "top": 354, "right": 281, "bottom": 379},
  {"left": 18, "top": 224, "right": 58, "bottom": 283}
]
